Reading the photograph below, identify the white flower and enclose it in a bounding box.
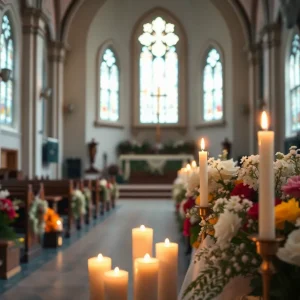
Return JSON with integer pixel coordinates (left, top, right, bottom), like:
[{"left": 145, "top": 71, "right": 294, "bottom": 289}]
[
  {"left": 241, "top": 255, "right": 248, "bottom": 263},
  {"left": 99, "top": 179, "right": 108, "bottom": 187},
  {"left": 225, "top": 268, "right": 231, "bottom": 276},
  {"left": 186, "top": 171, "right": 200, "bottom": 195},
  {"left": 214, "top": 210, "right": 242, "bottom": 247},
  {"left": 0, "top": 189, "right": 9, "bottom": 199},
  {"left": 277, "top": 229, "right": 300, "bottom": 267}
]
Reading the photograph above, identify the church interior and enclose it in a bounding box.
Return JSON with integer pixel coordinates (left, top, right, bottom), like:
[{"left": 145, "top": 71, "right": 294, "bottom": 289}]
[{"left": 0, "top": 0, "right": 300, "bottom": 299}]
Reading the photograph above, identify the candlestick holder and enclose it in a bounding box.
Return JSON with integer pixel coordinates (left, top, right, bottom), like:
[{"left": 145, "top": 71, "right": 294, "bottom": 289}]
[
  {"left": 250, "top": 235, "right": 284, "bottom": 300},
  {"left": 196, "top": 206, "right": 211, "bottom": 243}
]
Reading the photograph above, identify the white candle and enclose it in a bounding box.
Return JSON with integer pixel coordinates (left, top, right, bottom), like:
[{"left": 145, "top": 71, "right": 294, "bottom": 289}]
[
  {"left": 56, "top": 219, "right": 63, "bottom": 231},
  {"left": 198, "top": 138, "right": 208, "bottom": 207},
  {"left": 258, "top": 111, "right": 275, "bottom": 240},
  {"left": 134, "top": 254, "right": 159, "bottom": 300},
  {"left": 104, "top": 267, "right": 128, "bottom": 300},
  {"left": 191, "top": 160, "right": 197, "bottom": 169},
  {"left": 88, "top": 254, "right": 112, "bottom": 300},
  {"left": 156, "top": 238, "right": 178, "bottom": 300},
  {"left": 132, "top": 225, "right": 153, "bottom": 263}
]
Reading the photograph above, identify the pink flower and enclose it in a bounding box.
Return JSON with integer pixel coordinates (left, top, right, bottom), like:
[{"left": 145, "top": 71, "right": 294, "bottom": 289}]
[{"left": 282, "top": 176, "right": 300, "bottom": 198}]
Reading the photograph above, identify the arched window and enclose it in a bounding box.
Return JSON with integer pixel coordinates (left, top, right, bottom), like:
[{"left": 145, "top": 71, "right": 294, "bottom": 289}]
[
  {"left": 0, "top": 14, "right": 14, "bottom": 125},
  {"left": 99, "top": 47, "right": 119, "bottom": 122},
  {"left": 203, "top": 48, "right": 223, "bottom": 122},
  {"left": 138, "top": 16, "right": 179, "bottom": 124},
  {"left": 287, "top": 34, "right": 300, "bottom": 136}
]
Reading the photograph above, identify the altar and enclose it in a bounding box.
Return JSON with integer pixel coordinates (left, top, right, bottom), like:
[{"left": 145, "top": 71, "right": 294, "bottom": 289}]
[{"left": 119, "top": 154, "right": 194, "bottom": 182}]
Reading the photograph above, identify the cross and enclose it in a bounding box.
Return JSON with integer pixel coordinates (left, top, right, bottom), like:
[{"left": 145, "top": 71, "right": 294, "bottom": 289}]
[{"left": 151, "top": 87, "right": 166, "bottom": 145}]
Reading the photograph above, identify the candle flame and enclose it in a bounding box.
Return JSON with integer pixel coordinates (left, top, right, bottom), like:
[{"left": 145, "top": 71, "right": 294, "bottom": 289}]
[
  {"left": 144, "top": 253, "right": 151, "bottom": 261},
  {"left": 97, "top": 253, "right": 103, "bottom": 261},
  {"left": 165, "top": 238, "right": 170, "bottom": 246},
  {"left": 140, "top": 225, "right": 145, "bottom": 230},
  {"left": 56, "top": 220, "right": 61, "bottom": 225},
  {"left": 200, "top": 138, "right": 205, "bottom": 151},
  {"left": 261, "top": 111, "right": 269, "bottom": 130},
  {"left": 186, "top": 164, "right": 191, "bottom": 171},
  {"left": 191, "top": 160, "right": 197, "bottom": 168},
  {"left": 114, "top": 267, "right": 120, "bottom": 274}
]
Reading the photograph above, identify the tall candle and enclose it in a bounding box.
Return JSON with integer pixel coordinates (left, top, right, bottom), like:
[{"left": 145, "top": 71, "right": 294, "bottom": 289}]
[
  {"left": 156, "top": 238, "right": 178, "bottom": 300},
  {"left": 198, "top": 138, "right": 208, "bottom": 207},
  {"left": 132, "top": 225, "right": 153, "bottom": 263},
  {"left": 134, "top": 254, "right": 159, "bottom": 300},
  {"left": 258, "top": 111, "right": 275, "bottom": 239},
  {"left": 88, "top": 254, "right": 112, "bottom": 300},
  {"left": 104, "top": 267, "right": 128, "bottom": 300}
]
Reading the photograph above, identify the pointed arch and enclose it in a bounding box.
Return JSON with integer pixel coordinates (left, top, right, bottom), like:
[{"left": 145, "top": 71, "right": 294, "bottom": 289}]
[
  {"left": 96, "top": 40, "right": 120, "bottom": 124},
  {"left": 199, "top": 41, "right": 225, "bottom": 124},
  {"left": 131, "top": 7, "right": 187, "bottom": 129}
]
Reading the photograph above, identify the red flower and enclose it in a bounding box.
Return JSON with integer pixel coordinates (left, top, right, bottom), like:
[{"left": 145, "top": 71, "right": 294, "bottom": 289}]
[
  {"left": 248, "top": 198, "right": 282, "bottom": 220},
  {"left": 183, "top": 218, "right": 191, "bottom": 236},
  {"left": 183, "top": 197, "right": 195, "bottom": 213},
  {"left": 0, "top": 198, "right": 17, "bottom": 220},
  {"left": 231, "top": 183, "right": 255, "bottom": 200}
]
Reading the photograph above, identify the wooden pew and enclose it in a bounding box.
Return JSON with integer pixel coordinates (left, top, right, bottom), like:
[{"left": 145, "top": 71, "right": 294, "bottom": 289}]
[
  {"left": 0, "top": 182, "right": 41, "bottom": 263},
  {"left": 40, "top": 180, "right": 74, "bottom": 238},
  {"left": 83, "top": 179, "right": 99, "bottom": 219}
]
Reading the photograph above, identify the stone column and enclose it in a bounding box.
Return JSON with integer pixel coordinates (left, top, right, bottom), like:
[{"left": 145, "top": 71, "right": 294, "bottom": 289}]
[
  {"left": 49, "top": 41, "right": 66, "bottom": 178},
  {"left": 21, "top": 8, "right": 47, "bottom": 178},
  {"left": 247, "top": 42, "right": 262, "bottom": 154},
  {"left": 261, "top": 23, "right": 282, "bottom": 151}
]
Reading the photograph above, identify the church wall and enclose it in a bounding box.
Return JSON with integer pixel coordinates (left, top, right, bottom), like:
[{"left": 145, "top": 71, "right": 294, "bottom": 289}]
[{"left": 83, "top": 0, "right": 238, "bottom": 165}]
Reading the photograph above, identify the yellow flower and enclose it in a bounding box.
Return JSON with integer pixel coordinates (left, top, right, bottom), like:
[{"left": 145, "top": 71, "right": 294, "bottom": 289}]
[
  {"left": 235, "top": 180, "right": 243, "bottom": 186},
  {"left": 275, "top": 198, "right": 300, "bottom": 229}
]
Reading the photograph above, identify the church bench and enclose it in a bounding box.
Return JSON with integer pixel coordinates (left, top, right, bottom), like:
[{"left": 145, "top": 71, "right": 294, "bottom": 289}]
[{"left": 0, "top": 182, "right": 42, "bottom": 263}]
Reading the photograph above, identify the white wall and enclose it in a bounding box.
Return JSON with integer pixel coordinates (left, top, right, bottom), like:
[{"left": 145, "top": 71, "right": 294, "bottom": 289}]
[{"left": 64, "top": 0, "right": 249, "bottom": 171}]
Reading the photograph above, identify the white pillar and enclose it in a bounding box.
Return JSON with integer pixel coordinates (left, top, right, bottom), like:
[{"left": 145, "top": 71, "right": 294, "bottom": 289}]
[{"left": 49, "top": 41, "right": 66, "bottom": 179}]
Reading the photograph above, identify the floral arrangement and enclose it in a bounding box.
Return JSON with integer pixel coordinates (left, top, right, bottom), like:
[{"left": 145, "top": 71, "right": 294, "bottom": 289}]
[
  {"left": 71, "top": 189, "right": 86, "bottom": 219},
  {"left": 83, "top": 188, "right": 92, "bottom": 211},
  {"left": 99, "top": 179, "right": 111, "bottom": 203},
  {"left": 117, "top": 140, "right": 196, "bottom": 155},
  {"left": 44, "top": 208, "right": 62, "bottom": 232},
  {"left": 29, "top": 197, "right": 48, "bottom": 236},
  {"left": 0, "top": 188, "right": 18, "bottom": 240},
  {"left": 178, "top": 147, "right": 300, "bottom": 300}
]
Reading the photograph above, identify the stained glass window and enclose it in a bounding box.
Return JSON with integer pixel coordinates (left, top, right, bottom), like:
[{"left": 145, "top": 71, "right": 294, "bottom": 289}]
[
  {"left": 203, "top": 48, "right": 223, "bottom": 122},
  {"left": 0, "top": 14, "right": 14, "bottom": 125},
  {"left": 288, "top": 34, "right": 300, "bottom": 135},
  {"left": 139, "top": 16, "right": 179, "bottom": 124},
  {"left": 99, "top": 48, "right": 119, "bottom": 122}
]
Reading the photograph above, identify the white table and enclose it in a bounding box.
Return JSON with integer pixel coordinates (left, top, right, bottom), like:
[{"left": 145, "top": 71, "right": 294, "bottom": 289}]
[{"left": 118, "top": 154, "right": 194, "bottom": 180}]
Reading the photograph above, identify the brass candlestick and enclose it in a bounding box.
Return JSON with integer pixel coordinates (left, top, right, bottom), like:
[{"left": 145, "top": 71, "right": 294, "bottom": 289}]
[
  {"left": 251, "top": 235, "right": 284, "bottom": 300},
  {"left": 196, "top": 206, "right": 211, "bottom": 243}
]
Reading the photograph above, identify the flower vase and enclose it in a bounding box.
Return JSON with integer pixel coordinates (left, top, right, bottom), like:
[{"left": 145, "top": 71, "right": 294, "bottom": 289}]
[
  {"left": 43, "top": 232, "right": 63, "bottom": 248},
  {"left": 0, "top": 240, "right": 21, "bottom": 279}
]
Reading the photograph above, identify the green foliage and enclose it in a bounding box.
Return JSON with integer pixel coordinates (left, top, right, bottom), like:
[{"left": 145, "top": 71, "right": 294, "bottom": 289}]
[
  {"left": 190, "top": 224, "right": 201, "bottom": 246},
  {"left": 0, "top": 211, "right": 16, "bottom": 240}
]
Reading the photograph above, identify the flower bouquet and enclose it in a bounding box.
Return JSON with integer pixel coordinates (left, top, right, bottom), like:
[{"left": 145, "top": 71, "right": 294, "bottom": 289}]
[
  {"left": 179, "top": 147, "right": 300, "bottom": 300},
  {"left": 71, "top": 189, "right": 86, "bottom": 230}
]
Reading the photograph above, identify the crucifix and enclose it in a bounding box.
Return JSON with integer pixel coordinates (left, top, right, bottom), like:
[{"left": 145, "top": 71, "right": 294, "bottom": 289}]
[{"left": 152, "top": 87, "right": 166, "bottom": 146}]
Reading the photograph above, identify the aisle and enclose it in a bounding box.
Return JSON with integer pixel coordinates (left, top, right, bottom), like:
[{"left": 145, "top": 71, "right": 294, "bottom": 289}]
[{"left": 0, "top": 200, "right": 188, "bottom": 300}]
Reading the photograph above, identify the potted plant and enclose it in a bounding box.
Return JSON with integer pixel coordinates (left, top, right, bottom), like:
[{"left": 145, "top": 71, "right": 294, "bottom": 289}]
[{"left": 0, "top": 189, "right": 21, "bottom": 279}]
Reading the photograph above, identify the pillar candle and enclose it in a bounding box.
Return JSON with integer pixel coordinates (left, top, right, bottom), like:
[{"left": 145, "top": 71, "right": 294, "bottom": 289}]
[
  {"left": 198, "top": 138, "right": 208, "bottom": 207},
  {"left": 132, "top": 225, "right": 153, "bottom": 262},
  {"left": 258, "top": 111, "right": 275, "bottom": 240},
  {"left": 88, "top": 254, "right": 112, "bottom": 300},
  {"left": 104, "top": 267, "right": 128, "bottom": 300},
  {"left": 134, "top": 254, "right": 159, "bottom": 300},
  {"left": 156, "top": 239, "right": 178, "bottom": 300}
]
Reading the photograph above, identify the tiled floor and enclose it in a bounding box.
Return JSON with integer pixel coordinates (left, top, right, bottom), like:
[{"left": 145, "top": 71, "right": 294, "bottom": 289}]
[{"left": 0, "top": 200, "right": 189, "bottom": 300}]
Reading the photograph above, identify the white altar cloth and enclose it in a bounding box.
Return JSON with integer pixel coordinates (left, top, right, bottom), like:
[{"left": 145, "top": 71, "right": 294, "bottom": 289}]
[{"left": 119, "top": 154, "right": 194, "bottom": 180}]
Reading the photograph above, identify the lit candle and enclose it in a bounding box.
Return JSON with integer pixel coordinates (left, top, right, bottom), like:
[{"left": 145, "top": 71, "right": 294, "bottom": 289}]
[
  {"left": 134, "top": 254, "right": 159, "bottom": 300},
  {"left": 258, "top": 111, "right": 275, "bottom": 239},
  {"left": 186, "top": 163, "right": 191, "bottom": 178},
  {"left": 155, "top": 238, "right": 178, "bottom": 300},
  {"left": 198, "top": 138, "right": 208, "bottom": 207},
  {"left": 56, "top": 219, "right": 63, "bottom": 231},
  {"left": 104, "top": 267, "right": 128, "bottom": 300},
  {"left": 132, "top": 225, "right": 153, "bottom": 264},
  {"left": 88, "top": 254, "right": 112, "bottom": 300},
  {"left": 191, "top": 160, "right": 197, "bottom": 169}
]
